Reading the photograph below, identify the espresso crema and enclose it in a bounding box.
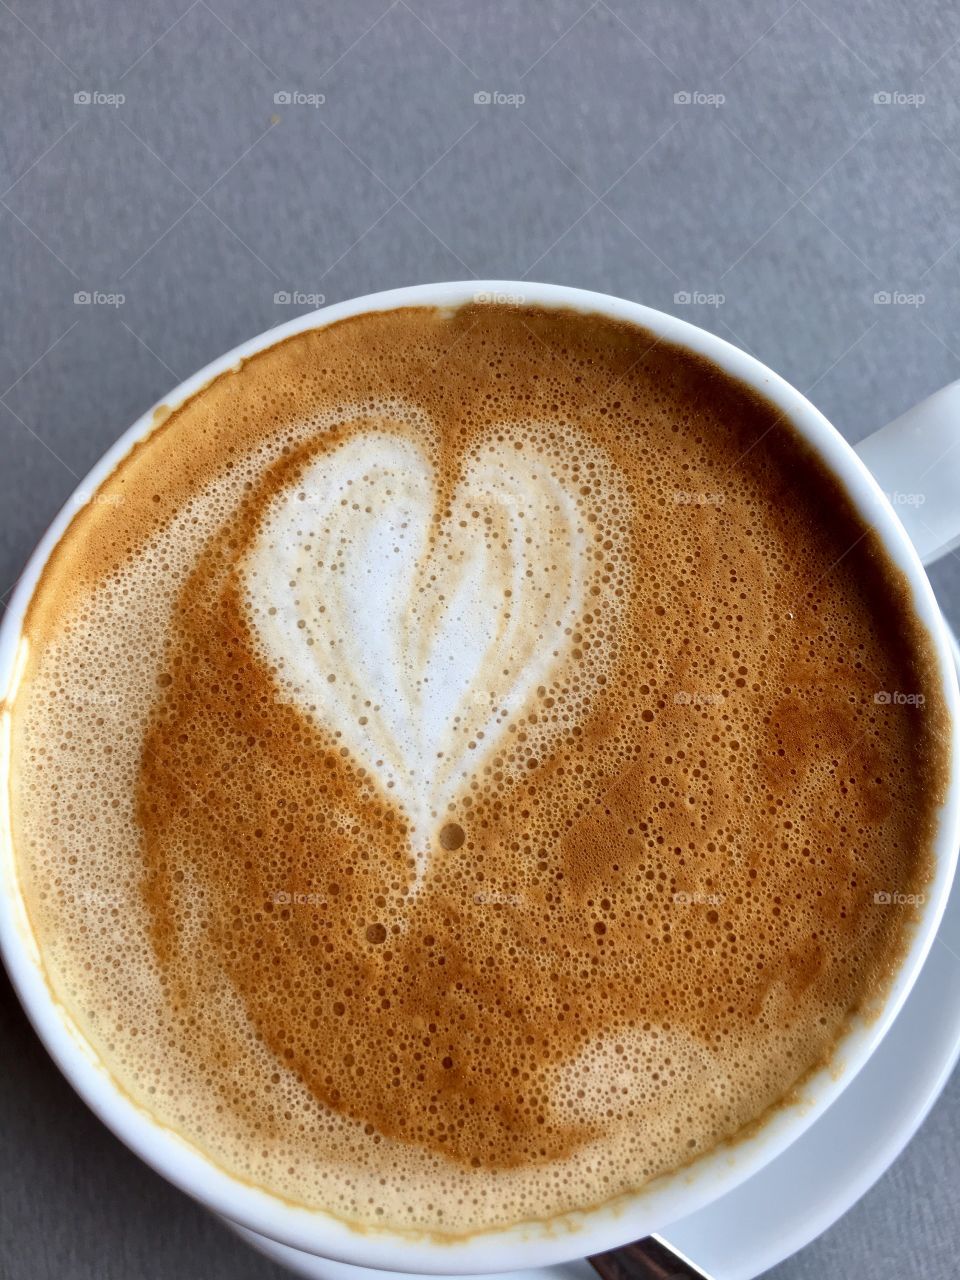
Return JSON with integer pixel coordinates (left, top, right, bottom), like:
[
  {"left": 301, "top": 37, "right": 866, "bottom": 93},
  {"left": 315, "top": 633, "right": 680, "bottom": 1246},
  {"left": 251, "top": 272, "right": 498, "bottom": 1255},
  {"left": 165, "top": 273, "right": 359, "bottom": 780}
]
[{"left": 8, "top": 303, "right": 950, "bottom": 1234}]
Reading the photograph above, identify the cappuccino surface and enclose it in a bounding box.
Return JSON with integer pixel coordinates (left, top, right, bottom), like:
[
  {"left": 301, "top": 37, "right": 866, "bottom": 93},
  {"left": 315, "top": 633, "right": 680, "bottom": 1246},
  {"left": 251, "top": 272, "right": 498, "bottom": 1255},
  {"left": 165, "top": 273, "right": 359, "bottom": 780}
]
[{"left": 9, "top": 303, "right": 950, "bottom": 1234}]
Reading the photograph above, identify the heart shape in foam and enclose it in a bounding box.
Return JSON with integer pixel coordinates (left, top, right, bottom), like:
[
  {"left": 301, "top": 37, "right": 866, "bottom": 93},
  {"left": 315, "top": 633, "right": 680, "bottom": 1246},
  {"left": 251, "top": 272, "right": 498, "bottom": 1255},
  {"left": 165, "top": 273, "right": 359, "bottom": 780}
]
[{"left": 244, "top": 430, "right": 595, "bottom": 883}]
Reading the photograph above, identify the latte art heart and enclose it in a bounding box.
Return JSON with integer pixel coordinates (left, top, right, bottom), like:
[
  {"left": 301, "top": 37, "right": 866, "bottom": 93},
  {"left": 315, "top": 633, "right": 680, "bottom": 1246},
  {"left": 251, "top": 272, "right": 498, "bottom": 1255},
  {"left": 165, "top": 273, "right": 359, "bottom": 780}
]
[{"left": 244, "top": 430, "right": 610, "bottom": 882}]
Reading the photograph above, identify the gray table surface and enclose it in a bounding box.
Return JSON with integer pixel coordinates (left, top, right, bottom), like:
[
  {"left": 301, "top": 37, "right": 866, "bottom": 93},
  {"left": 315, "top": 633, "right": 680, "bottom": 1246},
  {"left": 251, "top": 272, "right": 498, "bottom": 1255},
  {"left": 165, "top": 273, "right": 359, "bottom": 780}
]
[{"left": 3, "top": 3, "right": 960, "bottom": 1277}]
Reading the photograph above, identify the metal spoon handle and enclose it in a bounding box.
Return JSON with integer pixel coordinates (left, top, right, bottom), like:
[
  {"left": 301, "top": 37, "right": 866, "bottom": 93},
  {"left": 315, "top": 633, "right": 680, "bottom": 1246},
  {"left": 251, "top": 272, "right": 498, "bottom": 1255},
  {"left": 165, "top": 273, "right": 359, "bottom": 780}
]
[{"left": 588, "top": 1235, "right": 715, "bottom": 1280}]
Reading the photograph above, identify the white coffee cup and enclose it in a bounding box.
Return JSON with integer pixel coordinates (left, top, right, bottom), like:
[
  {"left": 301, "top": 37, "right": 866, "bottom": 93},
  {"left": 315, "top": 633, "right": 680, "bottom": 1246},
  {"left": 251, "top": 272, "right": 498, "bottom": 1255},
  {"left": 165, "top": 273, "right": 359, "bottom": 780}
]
[{"left": 2, "top": 281, "right": 959, "bottom": 1274}]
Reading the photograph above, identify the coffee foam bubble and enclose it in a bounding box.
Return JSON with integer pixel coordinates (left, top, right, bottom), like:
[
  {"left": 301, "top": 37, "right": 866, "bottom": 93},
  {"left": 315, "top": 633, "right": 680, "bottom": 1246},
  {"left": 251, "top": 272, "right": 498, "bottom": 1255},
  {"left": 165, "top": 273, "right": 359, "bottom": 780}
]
[{"left": 8, "top": 303, "right": 950, "bottom": 1234}]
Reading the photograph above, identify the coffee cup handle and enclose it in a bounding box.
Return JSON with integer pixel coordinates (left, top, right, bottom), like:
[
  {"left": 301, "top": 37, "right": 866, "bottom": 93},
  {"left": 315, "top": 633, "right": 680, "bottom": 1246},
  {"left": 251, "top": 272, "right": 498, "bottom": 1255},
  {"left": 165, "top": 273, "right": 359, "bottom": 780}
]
[{"left": 855, "top": 379, "right": 960, "bottom": 565}]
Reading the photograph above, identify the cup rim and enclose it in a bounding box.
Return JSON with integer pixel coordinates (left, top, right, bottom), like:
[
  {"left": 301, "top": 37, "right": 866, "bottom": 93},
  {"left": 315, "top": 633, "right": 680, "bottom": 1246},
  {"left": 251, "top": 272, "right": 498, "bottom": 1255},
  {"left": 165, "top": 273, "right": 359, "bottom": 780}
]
[{"left": 2, "top": 280, "right": 958, "bottom": 1273}]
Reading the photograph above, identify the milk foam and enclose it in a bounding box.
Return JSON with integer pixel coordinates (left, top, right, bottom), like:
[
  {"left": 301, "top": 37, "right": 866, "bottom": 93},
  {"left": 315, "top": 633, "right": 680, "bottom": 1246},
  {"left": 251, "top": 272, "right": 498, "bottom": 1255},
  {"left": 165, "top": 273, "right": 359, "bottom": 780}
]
[
  {"left": 244, "top": 431, "right": 596, "bottom": 884},
  {"left": 8, "top": 302, "right": 946, "bottom": 1237}
]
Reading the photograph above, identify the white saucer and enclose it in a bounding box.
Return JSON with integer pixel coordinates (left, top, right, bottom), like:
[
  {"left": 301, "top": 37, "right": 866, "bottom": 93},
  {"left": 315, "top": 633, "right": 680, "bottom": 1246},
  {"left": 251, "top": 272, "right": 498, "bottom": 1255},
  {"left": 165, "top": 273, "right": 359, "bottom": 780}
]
[{"left": 224, "top": 631, "right": 960, "bottom": 1280}]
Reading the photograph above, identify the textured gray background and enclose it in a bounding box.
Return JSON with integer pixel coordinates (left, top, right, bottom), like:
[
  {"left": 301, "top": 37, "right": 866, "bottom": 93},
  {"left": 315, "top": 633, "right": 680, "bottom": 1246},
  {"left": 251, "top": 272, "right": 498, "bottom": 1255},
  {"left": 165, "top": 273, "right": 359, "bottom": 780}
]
[{"left": 3, "top": 2, "right": 960, "bottom": 1277}]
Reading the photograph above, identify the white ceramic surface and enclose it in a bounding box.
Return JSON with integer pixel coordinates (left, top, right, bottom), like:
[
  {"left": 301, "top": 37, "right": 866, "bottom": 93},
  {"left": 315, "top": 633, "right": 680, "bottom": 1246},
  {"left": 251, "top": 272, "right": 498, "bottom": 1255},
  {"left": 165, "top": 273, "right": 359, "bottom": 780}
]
[{"left": 1, "top": 283, "right": 959, "bottom": 1274}]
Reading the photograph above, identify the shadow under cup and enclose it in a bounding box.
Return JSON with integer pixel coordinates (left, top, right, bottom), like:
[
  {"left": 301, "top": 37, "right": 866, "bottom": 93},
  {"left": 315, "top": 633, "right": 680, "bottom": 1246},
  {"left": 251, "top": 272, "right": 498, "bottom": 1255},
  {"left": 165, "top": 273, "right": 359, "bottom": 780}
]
[{"left": 1, "top": 281, "right": 958, "bottom": 1274}]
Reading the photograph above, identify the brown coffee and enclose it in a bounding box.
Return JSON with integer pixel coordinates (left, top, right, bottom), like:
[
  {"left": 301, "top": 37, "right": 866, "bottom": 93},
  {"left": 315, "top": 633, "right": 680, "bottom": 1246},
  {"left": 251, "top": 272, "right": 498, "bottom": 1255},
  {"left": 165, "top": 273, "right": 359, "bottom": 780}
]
[{"left": 9, "top": 302, "right": 950, "bottom": 1234}]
